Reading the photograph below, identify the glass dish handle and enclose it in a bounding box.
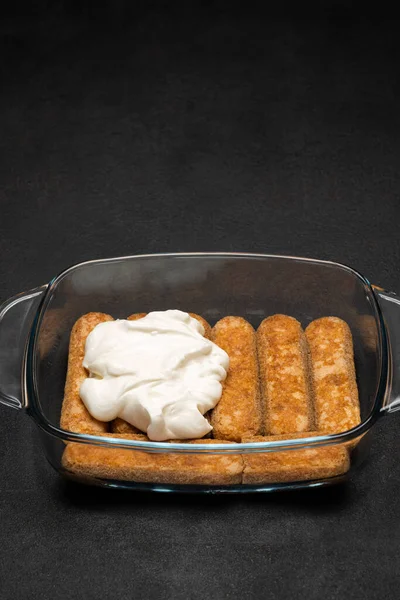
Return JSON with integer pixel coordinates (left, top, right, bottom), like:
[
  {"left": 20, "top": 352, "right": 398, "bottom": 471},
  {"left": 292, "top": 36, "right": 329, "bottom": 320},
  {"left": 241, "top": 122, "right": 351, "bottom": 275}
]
[
  {"left": 374, "top": 286, "right": 400, "bottom": 414},
  {"left": 0, "top": 285, "right": 47, "bottom": 410}
]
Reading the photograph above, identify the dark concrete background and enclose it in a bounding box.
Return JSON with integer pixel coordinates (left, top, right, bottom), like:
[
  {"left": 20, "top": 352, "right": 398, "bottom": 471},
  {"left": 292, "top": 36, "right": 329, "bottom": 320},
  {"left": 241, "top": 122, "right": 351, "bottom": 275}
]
[{"left": 1, "top": 4, "right": 400, "bottom": 599}]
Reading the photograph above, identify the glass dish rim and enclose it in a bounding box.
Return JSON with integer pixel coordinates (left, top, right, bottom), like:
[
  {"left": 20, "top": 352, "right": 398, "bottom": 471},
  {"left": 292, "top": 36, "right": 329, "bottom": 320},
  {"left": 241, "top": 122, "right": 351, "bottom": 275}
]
[{"left": 24, "top": 252, "right": 389, "bottom": 454}]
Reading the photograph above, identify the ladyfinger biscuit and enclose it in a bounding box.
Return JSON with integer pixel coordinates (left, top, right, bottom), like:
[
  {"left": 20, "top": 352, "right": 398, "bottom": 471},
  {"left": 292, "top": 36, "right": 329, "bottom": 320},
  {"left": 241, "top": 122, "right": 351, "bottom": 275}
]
[
  {"left": 61, "top": 312, "right": 113, "bottom": 434},
  {"left": 127, "top": 312, "right": 147, "bottom": 321},
  {"left": 110, "top": 312, "right": 212, "bottom": 435},
  {"left": 257, "top": 315, "right": 314, "bottom": 435},
  {"left": 189, "top": 313, "right": 212, "bottom": 339},
  {"left": 242, "top": 433, "right": 350, "bottom": 484},
  {"left": 210, "top": 317, "right": 261, "bottom": 442},
  {"left": 111, "top": 418, "right": 141, "bottom": 434},
  {"left": 62, "top": 438, "right": 243, "bottom": 485},
  {"left": 305, "top": 317, "right": 360, "bottom": 434}
]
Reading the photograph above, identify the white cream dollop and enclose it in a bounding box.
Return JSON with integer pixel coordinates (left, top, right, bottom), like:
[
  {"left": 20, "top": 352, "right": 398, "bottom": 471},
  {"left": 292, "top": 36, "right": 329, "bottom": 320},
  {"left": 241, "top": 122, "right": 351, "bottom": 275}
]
[{"left": 80, "top": 310, "right": 229, "bottom": 441}]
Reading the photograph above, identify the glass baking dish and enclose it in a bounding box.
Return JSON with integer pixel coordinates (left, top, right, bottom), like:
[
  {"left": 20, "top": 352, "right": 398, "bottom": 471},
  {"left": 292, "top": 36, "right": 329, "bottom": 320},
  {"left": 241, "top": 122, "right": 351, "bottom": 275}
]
[{"left": 1, "top": 252, "right": 399, "bottom": 494}]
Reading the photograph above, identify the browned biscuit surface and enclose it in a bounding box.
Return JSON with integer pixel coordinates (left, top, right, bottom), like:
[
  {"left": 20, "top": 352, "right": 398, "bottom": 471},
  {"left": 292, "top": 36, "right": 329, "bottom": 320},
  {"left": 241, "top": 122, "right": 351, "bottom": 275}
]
[
  {"left": 241, "top": 433, "right": 350, "bottom": 484},
  {"left": 127, "top": 312, "right": 147, "bottom": 321},
  {"left": 111, "top": 418, "right": 141, "bottom": 434},
  {"left": 62, "top": 438, "right": 243, "bottom": 485},
  {"left": 189, "top": 313, "right": 212, "bottom": 339},
  {"left": 257, "top": 315, "right": 314, "bottom": 435},
  {"left": 210, "top": 317, "right": 261, "bottom": 442},
  {"left": 61, "top": 312, "right": 113, "bottom": 434},
  {"left": 305, "top": 317, "right": 360, "bottom": 434}
]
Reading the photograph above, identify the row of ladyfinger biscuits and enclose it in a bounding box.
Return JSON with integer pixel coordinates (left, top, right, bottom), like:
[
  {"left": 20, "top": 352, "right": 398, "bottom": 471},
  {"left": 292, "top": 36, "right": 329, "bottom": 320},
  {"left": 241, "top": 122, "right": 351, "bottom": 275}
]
[
  {"left": 60, "top": 312, "right": 213, "bottom": 436},
  {"left": 61, "top": 311, "right": 359, "bottom": 485},
  {"left": 110, "top": 313, "right": 360, "bottom": 442},
  {"left": 211, "top": 313, "right": 360, "bottom": 440},
  {"left": 62, "top": 433, "right": 351, "bottom": 485}
]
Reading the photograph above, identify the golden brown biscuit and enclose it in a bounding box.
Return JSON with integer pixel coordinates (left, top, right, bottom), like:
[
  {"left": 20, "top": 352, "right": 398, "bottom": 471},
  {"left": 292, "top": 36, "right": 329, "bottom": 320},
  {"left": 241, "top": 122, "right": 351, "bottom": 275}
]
[
  {"left": 127, "top": 312, "right": 147, "bottom": 321},
  {"left": 210, "top": 317, "right": 261, "bottom": 442},
  {"left": 111, "top": 418, "right": 141, "bottom": 434},
  {"left": 61, "top": 312, "right": 113, "bottom": 434},
  {"left": 242, "top": 432, "right": 350, "bottom": 484},
  {"left": 305, "top": 317, "right": 360, "bottom": 434},
  {"left": 62, "top": 438, "right": 242, "bottom": 485},
  {"left": 257, "top": 315, "right": 314, "bottom": 435},
  {"left": 189, "top": 313, "right": 212, "bottom": 339}
]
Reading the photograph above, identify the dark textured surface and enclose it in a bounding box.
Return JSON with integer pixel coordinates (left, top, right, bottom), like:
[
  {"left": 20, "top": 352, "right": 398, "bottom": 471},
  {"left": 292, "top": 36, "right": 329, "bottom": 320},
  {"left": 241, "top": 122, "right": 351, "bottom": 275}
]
[{"left": 1, "top": 5, "right": 400, "bottom": 599}]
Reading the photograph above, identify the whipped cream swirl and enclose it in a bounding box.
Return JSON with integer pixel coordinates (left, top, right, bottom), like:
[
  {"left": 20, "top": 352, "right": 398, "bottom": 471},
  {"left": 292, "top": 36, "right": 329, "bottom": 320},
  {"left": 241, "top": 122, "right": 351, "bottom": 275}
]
[{"left": 80, "top": 310, "right": 229, "bottom": 441}]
